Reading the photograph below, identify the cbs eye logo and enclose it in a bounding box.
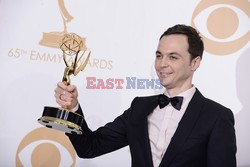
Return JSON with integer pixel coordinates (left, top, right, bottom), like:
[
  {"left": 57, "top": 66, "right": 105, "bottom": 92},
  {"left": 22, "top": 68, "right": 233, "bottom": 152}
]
[
  {"left": 191, "top": 0, "right": 250, "bottom": 55},
  {"left": 16, "top": 127, "right": 76, "bottom": 167}
]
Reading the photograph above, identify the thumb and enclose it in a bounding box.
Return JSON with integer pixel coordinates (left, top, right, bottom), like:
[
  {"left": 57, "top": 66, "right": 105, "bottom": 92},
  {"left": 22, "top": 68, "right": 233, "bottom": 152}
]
[{"left": 67, "top": 85, "right": 77, "bottom": 92}]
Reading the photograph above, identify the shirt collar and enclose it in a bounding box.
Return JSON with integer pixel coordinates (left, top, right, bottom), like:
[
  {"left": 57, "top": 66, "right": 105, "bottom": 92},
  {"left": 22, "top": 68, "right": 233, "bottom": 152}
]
[{"left": 164, "top": 86, "right": 196, "bottom": 104}]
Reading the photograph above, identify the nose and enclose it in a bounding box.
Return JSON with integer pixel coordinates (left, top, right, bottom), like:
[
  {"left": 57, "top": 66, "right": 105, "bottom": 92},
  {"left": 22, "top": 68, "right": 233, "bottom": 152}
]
[{"left": 160, "top": 56, "right": 169, "bottom": 68}]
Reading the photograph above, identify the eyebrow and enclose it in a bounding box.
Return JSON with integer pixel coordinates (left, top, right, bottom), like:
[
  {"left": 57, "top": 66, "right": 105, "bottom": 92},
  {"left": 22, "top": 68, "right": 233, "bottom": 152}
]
[
  {"left": 155, "top": 51, "right": 161, "bottom": 55},
  {"left": 155, "top": 50, "right": 182, "bottom": 57}
]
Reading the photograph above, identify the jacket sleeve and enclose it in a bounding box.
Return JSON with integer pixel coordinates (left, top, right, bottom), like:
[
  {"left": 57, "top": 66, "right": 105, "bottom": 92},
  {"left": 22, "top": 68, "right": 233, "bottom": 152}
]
[
  {"left": 207, "top": 108, "right": 237, "bottom": 167},
  {"left": 66, "top": 104, "right": 130, "bottom": 158}
]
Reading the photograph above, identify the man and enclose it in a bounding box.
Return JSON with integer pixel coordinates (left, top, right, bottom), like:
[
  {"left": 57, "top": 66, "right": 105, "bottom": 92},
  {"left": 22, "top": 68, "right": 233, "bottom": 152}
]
[{"left": 55, "top": 24, "right": 237, "bottom": 167}]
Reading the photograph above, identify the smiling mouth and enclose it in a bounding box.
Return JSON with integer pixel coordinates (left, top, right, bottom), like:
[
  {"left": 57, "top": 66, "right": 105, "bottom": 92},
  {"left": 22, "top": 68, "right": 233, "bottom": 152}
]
[{"left": 159, "top": 72, "right": 172, "bottom": 78}]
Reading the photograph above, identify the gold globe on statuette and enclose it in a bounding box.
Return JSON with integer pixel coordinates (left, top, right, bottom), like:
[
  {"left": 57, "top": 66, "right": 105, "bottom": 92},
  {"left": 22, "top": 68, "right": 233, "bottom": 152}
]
[{"left": 38, "top": 33, "right": 91, "bottom": 134}]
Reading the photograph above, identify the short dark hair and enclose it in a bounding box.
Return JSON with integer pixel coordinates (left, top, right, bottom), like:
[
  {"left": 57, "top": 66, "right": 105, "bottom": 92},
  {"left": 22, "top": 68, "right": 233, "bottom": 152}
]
[{"left": 160, "top": 24, "right": 204, "bottom": 60}]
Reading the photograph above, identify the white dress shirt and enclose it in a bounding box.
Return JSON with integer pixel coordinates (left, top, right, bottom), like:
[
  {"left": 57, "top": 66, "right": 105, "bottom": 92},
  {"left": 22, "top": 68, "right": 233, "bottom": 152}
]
[{"left": 148, "top": 86, "right": 196, "bottom": 167}]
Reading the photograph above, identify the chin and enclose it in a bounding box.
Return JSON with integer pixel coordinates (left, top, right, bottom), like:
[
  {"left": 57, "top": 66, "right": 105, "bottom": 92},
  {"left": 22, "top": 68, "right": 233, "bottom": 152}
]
[{"left": 160, "top": 81, "right": 169, "bottom": 88}]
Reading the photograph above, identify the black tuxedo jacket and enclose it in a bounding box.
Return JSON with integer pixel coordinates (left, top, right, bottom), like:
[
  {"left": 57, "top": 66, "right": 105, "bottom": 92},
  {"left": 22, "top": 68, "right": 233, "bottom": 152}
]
[{"left": 67, "top": 89, "right": 236, "bottom": 167}]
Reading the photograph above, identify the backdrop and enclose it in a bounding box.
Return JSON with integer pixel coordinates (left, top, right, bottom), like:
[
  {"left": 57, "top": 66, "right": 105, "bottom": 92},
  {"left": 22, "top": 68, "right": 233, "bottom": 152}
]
[{"left": 0, "top": 0, "right": 249, "bottom": 166}]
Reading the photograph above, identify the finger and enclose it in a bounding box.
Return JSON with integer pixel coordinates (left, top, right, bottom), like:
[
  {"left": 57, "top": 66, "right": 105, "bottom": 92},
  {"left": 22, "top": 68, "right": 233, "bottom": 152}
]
[
  {"left": 56, "top": 98, "right": 68, "bottom": 108},
  {"left": 57, "top": 81, "right": 67, "bottom": 90},
  {"left": 54, "top": 93, "right": 60, "bottom": 100},
  {"left": 54, "top": 86, "right": 67, "bottom": 102},
  {"left": 54, "top": 88, "right": 63, "bottom": 101},
  {"left": 56, "top": 97, "right": 75, "bottom": 109},
  {"left": 65, "top": 85, "right": 78, "bottom": 99},
  {"left": 56, "top": 90, "right": 75, "bottom": 102},
  {"left": 58, "top": 81, "right": 67, "bottom": 88},
  {"left": 54, "top": 91, "right": 64, "bottom": 100},
  {"left": 67, "top": 85, "right": 77, "bottom": 92},
  {"left": 60, "top": 94, "right": 73, "bottom": 102},
  {"left": 55, "top": 83, "right": 68, "bottom": 95},
  {"left": 54, "top": 82, "right": 78, "bottom": 110}
]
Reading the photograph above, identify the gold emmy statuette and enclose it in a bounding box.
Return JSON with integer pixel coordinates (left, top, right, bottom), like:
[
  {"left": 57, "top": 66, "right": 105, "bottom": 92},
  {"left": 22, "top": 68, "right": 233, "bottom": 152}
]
[{"left": 38, "top": 33, "right": 91, "bottom": 134}]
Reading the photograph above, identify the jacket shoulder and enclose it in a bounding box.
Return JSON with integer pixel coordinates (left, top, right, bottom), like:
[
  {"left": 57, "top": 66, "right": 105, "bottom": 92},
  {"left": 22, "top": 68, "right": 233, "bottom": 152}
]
[{"left": 194, "top": 90, "right": 234, "bottom": 120}]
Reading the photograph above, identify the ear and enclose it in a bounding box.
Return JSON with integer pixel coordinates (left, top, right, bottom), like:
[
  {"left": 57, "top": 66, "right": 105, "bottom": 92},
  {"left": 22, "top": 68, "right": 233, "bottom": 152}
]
[{"left": 191, "top": 56, "right": 201, "bottom": 71}]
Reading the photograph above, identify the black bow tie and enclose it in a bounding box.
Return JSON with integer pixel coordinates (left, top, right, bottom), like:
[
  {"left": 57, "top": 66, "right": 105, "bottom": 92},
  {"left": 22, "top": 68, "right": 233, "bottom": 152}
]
[{"left": 158, "top": 94, "right": 183, "bottom": 110}]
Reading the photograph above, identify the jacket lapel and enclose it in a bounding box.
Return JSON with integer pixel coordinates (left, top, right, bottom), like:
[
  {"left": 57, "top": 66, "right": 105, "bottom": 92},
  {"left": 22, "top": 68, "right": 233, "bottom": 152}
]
[
  {"left": 159, "top": 89, "right": 205, "bottom": 167},
  {"left": 140, "top": 95, "right": 159, "bottom": 167}
]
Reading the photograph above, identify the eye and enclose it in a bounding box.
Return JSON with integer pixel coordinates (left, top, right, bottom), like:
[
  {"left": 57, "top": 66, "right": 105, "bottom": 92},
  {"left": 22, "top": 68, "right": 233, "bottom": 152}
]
[
  {"left": 169, "top": 55, "right": 178, "bottom": 60},
  {"left": 18, "top": 140, "right": 73, "bottom": 166},
  {"left": 155, "top": 53, "right": 162, "bottom": 59},
  {"left": 191, "top": 1, "right": 250, "bottom": 55}
]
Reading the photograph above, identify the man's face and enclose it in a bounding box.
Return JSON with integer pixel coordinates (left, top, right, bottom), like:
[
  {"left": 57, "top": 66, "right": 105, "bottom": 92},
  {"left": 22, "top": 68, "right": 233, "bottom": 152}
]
[{"left": 155, "top": 34, "right": 200, "bottom": 93}]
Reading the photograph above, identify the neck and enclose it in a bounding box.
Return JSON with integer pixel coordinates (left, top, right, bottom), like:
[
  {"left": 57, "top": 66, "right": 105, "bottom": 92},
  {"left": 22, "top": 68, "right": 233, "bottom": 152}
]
[{"left": 166, "top": 84, "right": 193, "bottom": 97}]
